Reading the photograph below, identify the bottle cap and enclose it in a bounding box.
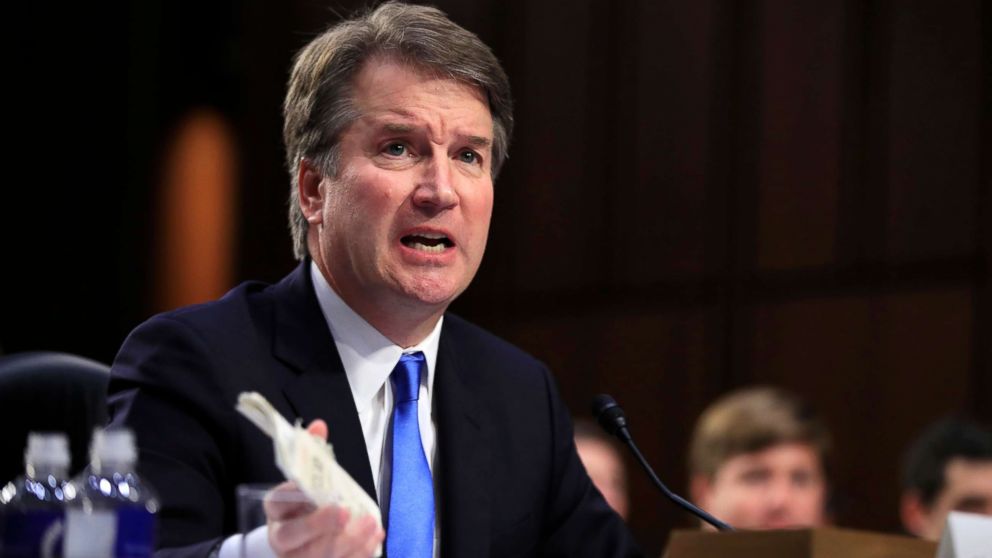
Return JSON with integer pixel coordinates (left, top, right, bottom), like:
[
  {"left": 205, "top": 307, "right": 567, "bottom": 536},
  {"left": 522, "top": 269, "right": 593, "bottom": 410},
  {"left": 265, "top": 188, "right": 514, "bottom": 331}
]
[
  {"left": 91, "top": 428, "right": 138, "bottom": 466},
  {"left": 24, "top": 432, "right": 71, "bottom": 470}
]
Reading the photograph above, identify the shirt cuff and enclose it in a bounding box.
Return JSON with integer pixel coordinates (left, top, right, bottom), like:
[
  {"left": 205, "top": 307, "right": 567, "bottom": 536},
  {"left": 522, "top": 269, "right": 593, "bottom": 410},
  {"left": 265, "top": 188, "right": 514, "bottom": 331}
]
[{"left": 217, "top": 525, "right": 277, "bottom": 558}]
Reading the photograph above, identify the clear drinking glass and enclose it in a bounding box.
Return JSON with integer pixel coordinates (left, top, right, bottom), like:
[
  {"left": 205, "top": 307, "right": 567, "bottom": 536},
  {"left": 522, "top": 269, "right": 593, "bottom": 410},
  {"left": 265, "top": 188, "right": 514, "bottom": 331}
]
[{"left": 235, "top": 483, "right": 312, "bottom": 558}]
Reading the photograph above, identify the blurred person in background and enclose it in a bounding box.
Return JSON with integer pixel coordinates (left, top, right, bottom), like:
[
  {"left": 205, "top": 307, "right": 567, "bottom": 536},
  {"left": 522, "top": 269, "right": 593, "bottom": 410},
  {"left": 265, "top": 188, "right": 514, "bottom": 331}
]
[
  {"left": 687, "top": 386, "right": 831, "bottom": 530},
  {"left": 574, "top": 419, "right": 630, "bottom": 520},
  {"left": 900, "top": 417, "right": 992, "bottom": 541}
]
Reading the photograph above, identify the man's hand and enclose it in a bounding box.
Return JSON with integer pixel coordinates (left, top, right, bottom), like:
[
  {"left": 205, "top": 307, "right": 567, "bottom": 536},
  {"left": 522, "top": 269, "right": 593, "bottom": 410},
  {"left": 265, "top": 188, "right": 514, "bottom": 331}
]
[{"left": 264, "top": 419, "right": 385, "bottom": 558}]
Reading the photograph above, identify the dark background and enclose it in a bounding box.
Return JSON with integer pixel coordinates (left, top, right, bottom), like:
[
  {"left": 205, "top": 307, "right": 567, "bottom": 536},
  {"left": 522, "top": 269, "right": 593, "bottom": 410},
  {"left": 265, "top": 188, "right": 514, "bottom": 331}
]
[{"left": 2, "top": 1, "right": 989, "bottom": 554}]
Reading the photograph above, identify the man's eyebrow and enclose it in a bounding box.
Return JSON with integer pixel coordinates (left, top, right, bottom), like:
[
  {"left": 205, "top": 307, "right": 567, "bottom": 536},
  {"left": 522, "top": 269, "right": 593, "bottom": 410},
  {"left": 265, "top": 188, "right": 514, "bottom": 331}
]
[
  {"left": 464, "top": 135, "right": 491, "bottom": 148},
  {"left": 378, "top": 124, "right": 492, "bottom": 148},
  {"left": 952, "top": 495, "right": 990, "bottom": 510},
  {"left": 382, "top": 122, "right": 415, "bottom": 134}
]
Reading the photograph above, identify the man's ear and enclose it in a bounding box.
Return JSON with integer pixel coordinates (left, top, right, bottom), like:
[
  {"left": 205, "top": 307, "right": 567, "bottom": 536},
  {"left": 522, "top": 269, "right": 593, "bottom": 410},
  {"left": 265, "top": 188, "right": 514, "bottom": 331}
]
[
  {"left": 899, "top": 490, "right": 930, "bottom": 537},
  {"left": 298, "top": 158, "right": 326, "bottom": 225}
]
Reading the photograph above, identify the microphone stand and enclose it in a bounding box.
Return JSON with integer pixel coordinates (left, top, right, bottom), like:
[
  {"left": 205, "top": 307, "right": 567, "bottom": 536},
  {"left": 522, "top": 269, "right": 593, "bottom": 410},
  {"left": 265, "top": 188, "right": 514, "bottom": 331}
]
[{"left": 592, "top": 394, "right": 734, "bottom": 532}]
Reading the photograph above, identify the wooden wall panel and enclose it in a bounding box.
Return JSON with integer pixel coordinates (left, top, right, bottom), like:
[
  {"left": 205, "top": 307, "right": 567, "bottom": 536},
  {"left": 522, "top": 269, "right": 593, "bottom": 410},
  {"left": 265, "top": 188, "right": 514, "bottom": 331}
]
[
  {"left": 493, "top": 0, "right": 611, "bottom": 293},
  {"left": 610, "top": 0, "right": 715, "bottom": 284},
  {"left": 749, "top": 288, "right": 973, "bottom": 530},
  {"left": 755, "top": 1, "right": 845, "bottom": 270},
  {"left": 883, "top": 2, "right": 982, "bottom": 262}
]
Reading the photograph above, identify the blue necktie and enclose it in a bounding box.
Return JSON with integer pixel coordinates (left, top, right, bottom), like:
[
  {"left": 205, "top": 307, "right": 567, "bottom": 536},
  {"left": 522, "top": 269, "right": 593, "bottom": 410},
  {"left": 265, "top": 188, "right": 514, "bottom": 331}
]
[{"left": 386, "top": 352, "right": 434, "bottom": 558}]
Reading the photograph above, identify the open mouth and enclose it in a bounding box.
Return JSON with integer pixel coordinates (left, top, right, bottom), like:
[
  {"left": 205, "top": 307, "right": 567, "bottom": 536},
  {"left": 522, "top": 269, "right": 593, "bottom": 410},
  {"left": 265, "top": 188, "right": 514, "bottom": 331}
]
[{"left": 401, "top": 232, "right": 454, "bottom": 254}]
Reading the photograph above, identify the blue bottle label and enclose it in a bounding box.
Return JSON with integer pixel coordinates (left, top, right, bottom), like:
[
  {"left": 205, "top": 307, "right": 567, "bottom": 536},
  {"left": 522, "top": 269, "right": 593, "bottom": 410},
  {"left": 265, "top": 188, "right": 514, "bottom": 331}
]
[
  {"left": 64, "top": 505, "right": 156, "bottom": 558},
  {"left": 1, "top": 508, "right": 65, "bottom": 557},
  {"left": 115, "top": 507, "right": 155, "bottom": 558}
]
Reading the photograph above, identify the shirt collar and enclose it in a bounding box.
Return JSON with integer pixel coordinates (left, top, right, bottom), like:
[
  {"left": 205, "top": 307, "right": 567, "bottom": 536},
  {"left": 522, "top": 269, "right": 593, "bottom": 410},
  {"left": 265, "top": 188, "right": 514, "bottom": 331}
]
[{"left": 310, "top": 261, "right": 441, "bottom": 413}]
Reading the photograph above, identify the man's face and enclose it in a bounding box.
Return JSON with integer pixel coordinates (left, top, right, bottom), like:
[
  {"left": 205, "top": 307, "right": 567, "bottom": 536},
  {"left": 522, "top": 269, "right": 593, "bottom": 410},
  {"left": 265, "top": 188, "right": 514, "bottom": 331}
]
[
  {"left": 907, "top": 458, "right": 992, "bottom": 541},
  {"left": 304, "top": 59, "right": 494, "bottom": 330},
  {"left": 693, "top": 443, "right": 827, "bottom": 530}
]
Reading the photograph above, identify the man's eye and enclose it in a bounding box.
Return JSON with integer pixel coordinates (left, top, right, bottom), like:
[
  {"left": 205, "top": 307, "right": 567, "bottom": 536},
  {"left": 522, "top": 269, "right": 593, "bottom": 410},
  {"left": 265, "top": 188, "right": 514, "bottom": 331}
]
[
  {"left": 741, "top": 470, "right": 769, "bottom": 485},
  {"left": 791, "top": 471, "right": 813, "bottom": 487},
  {"left": 385, "top": 143, "right": 407, "bottom": 156},
  {"left": 458, "top": 150, "right": 478, "bottom": 164}
]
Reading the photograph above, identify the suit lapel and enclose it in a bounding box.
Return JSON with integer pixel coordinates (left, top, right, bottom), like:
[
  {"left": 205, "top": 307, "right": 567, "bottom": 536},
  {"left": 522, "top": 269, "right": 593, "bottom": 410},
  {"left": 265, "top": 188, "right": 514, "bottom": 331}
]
[
  {"left": 266, "top": 264, "right": 492, "bottom": 555},
  {"left": 435, "top": 324, "right": 491, "bottom": 558},
  {"left": 270, "top": 262, "right": 378, "bottom": 503}
]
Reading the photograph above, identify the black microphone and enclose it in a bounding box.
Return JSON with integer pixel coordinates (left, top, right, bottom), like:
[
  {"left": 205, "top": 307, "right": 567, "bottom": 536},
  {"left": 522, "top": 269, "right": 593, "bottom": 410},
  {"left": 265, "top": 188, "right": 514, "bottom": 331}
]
[{"left": 591, "top": 394, "right": 734, "bottom": 531}]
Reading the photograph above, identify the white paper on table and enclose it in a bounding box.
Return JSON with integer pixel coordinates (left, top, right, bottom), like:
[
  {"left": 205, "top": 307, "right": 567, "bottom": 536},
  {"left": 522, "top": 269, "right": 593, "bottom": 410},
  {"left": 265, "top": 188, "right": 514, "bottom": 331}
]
[{"left": 936, "top": 511, "right": 992, "bottom": 558}]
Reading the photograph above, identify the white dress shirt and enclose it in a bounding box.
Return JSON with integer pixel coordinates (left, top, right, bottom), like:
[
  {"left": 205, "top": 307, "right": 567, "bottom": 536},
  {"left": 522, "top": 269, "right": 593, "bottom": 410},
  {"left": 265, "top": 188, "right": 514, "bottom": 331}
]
[
  {"left": 218, "top": 262, "right": 441, "bottom": 557},
  {"left": 309, "top": 261, "right": 441, "bottom": 511}
]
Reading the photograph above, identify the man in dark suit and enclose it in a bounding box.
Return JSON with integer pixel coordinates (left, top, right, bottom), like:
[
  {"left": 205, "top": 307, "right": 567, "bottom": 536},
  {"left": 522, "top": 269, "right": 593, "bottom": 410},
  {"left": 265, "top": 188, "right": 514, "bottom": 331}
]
[
  {"left": 109, "top": 3, "right": 641, "bottom": 557},
  {"left": 900, "top": 418, "right": 992, "bottom": 541}
]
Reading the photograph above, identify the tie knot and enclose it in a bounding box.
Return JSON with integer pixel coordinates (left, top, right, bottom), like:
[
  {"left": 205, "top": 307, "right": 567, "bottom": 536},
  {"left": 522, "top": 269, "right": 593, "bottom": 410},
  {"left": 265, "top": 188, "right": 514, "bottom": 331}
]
[{"left": 391, "top": 352, "right": 425, "bottom": 403}]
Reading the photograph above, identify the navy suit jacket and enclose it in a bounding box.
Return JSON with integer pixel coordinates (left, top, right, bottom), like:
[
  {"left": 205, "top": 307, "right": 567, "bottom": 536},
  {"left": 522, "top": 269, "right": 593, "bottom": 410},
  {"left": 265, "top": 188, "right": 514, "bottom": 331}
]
[{"left": 108, "top": 262, "right": 642, "bottom": 557}]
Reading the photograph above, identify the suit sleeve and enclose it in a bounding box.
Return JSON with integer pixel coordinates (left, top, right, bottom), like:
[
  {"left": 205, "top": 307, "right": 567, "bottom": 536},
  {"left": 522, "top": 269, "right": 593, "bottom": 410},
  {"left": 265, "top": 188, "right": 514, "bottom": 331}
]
[
  {"left": 538, "top": 367, "right": 644, "bottom": 558},
  {"left": 108, "top": 314, "right": 238, "bottom": 558}
]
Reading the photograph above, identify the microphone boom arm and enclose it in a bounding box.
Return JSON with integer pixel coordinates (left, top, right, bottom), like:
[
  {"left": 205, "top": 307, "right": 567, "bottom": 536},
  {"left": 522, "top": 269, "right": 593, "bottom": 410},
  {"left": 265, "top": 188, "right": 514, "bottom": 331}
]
[{"left": 591, "top": 394, "right": 734, "bottom": 532}]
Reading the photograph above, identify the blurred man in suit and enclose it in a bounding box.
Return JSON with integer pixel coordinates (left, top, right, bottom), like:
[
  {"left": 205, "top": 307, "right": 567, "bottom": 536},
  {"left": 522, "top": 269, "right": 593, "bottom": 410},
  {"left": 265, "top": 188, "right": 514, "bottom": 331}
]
[
  {"left": 687, "top": 387, "right": 830, "bottom": 530},
  {"left": 900, "top": 418, "right": 992, "bottom": 541},
  {"left": 108, "top": 3, "right": 640, "bottom": 557}
]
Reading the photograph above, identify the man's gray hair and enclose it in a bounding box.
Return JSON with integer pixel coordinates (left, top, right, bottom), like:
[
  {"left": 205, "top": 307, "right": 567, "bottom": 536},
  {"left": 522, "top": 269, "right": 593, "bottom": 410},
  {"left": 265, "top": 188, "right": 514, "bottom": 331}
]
[{"left": 283, "top": 1, "right": 514, "bottom": 260}]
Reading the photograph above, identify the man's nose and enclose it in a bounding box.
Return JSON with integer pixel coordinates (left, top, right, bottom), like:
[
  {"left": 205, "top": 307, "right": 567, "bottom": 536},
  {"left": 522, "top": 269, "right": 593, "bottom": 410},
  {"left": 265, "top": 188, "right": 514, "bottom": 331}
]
[
  {"left": 767, "top": 479, "right": 793, "bottom": 509},
  {"left": 412, "top": 152, "right": 458, "bottom": 211}
]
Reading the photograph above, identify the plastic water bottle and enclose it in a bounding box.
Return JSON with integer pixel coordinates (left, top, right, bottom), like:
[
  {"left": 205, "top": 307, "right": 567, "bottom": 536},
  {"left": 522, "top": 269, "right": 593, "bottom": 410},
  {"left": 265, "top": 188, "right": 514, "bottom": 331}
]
[
  {"left": 0, "top": 432, "right": 75, "bottom": 558},
  {"left": 64, "top": 428, "right": 159, "bottom": 558}
]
